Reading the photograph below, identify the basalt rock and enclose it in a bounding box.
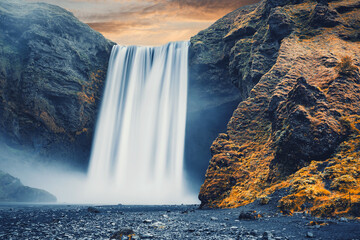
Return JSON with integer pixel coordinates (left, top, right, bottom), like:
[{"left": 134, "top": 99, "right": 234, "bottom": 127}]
[
  {"left": 199, "top": 0, "right": 360, "bottom": 217},
  {"left": 187, "top": 0, "right": 297, "bottom": 187},
  {"left": 0, "top": 0, "right": 114, "bottom": 164},
  {"left": 269, "top": 77, "right": 345, "bottom": 176}
]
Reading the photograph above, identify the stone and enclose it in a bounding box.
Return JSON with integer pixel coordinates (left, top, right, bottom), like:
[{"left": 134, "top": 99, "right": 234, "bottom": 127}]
[
  {"left": 306, "top": 232, "right": 314, "bottom": 238},
  {"left": 109, "top": 228, "right": 134, "bottom": 240},
  {"left": 140, "top": 233, "right": 154, "bottom": 239},
  {"left": 87, "top": 207, "right": 100, "bottom": 214},
  {"left": 238, "top": 211, "right": 261, "bottom": 220}
]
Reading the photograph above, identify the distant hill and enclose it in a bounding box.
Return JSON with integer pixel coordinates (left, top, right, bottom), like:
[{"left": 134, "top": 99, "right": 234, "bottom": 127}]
[{"left": 0, "top": 170, "right": 56, "bottom": 202}]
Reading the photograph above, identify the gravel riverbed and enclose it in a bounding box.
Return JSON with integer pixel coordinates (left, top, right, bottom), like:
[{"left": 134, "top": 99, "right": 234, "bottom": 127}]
[{"left": 0, "top": 204, "right": 359, "bottom": 240}]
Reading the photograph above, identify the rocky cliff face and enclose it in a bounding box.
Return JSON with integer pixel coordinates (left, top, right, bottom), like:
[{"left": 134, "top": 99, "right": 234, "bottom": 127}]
[
  {"left": 184, "top": 6, "right": 261, "bottom": 188},
  {"left": 0, "top": 0, "right": 114, "bottom": 164},
  {"left": 198, "top": 0, "right": 360, "bottom": 217}
]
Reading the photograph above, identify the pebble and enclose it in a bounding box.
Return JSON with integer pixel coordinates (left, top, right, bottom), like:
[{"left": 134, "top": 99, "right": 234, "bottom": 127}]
[
  {"left": 87, "top": 207, "right": 100, "bottom": 213},
  {"left": 140, "top": 233, "right": 154, "bottom": 239},
  {"left": 306, "top": 232, "right": 314, "bottom": 238},
  {"left": 1, "top": 205, "right": 359, "bottom": 240}
]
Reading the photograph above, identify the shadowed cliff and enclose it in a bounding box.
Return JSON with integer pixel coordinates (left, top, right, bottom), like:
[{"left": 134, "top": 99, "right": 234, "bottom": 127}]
[{"left": 0, "top": 0, "right": 114, "bottom": 165}]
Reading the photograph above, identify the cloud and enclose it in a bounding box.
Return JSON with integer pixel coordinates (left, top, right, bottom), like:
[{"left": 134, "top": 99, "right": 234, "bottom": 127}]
[
  {"left": 172, "top": 0, "right": 258, "bottom": 10},
  {"left": 25, "top": 0, "right": 260, "bottom": 45}
]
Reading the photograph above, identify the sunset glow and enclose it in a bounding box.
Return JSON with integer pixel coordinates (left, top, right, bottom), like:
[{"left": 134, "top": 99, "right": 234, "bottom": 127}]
[{"left": 26, "top": 0, "right": 259, "bottom": 45}]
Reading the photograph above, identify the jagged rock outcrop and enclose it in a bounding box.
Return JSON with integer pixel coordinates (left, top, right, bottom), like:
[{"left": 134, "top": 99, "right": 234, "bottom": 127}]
[
  {"left": 199, "top": 0, "right": 360, "bottom": 217},
  {"left": 0, "top": 170, "right": 56, "bottom": 202},
  {"left": 185, "top": 6, "right": 259, "bottom": 187},
  {"left": 0, "top": 0, "right": 114, "bottom": 164}
]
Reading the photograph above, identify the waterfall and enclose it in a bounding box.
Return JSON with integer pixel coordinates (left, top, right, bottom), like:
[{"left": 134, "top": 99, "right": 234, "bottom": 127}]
[{"left": 86, "top": 41, "right": 192, "bottom": 204}]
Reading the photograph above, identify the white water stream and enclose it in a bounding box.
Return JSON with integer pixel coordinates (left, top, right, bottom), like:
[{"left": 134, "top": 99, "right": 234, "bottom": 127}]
[{"left": 86, "top": 42, "right": 193, "bottom": 204}]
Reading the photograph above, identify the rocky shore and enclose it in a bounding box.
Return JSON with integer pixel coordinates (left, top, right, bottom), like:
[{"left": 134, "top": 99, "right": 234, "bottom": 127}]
[{"left": 0, "top": 204, "right": 359, "bottom": 240}]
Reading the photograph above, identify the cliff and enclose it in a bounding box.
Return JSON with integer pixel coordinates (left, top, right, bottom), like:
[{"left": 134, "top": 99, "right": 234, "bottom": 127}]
[
  {"left": 0, "top": 0, "right": 114, "bottom": 164},
  {"left": 0, "top": 170, "right": 56, "bottom": 202},
  {"left": 198, "top": 0, "right": 360, "bottom": 218}
]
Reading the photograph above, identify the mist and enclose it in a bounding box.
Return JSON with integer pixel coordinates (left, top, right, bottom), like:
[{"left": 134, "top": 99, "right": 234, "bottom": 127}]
[{"left": 0, "top": 140, "right": 199, "bottom": 205}]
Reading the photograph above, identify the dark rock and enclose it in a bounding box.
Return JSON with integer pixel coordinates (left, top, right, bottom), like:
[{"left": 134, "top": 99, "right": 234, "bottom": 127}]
[
  {"left": 0, "top": 170, "right": 56, "bottom": 202},
  {"left": 269, "top": 77, "right": 344, "bottom": 176},
  {"left": 239, "top": 211, "right": 261, "bottom": 220},
  {"left": 350, "top": 202, "right": 360, "bottom": 217},
  {"left": 110, "top": 228, "right": 134, "bottom": 239},
  {"left": 268, "top": 8, "right": 294, "bottom": 39},
  {"left": 263, "top": 231, "right": 274, "bottom": 240},
  {"left": 250, "top": 229, "right": 258, "bottom": 236},
  {"left": 0, "top": 0, "right": 114, "bottom": 164},
  {"left": 186, "top": 5, "right": 251, "bottom": 190},
  {"left": 310, "top": 3, "right": 341, "bottom": 28},
  {"left": 87, "top": 207, "right": 100, "bottom": 214}
]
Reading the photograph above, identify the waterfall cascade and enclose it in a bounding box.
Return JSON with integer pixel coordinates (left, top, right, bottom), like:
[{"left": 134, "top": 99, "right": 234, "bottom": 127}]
[{"left": 86, "top": 42, "right": 192, "bottom": 204}]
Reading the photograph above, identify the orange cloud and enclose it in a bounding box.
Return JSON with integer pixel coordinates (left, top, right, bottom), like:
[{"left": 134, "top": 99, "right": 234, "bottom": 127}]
[{"left": 25, "top": 0, "right": 260, "bottom": 45}]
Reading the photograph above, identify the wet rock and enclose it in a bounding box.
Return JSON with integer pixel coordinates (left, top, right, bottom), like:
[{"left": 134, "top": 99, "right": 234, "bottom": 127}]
[
  {"left": 87, "top": 207, "right": 100, "bottom": 214},
  {"left": 250, "top": 229, "right": 258, "bottom": 236},
  {"left": 306, "top": 232, "right": 314, "bottom": 238},
  {"left": 263, "top": 231, "right": 274, "bottom": 240},
  {"left": 239, "top": 211, "right": 261, "bottom": 220},
  {"left": 109, "top": 228, "right": 134, "bottom": 239}
]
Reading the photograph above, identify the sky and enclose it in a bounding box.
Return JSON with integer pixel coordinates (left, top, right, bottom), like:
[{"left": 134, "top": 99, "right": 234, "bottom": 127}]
[{"left": 26, "top": 0, "right": 259, "bottom": 46}]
